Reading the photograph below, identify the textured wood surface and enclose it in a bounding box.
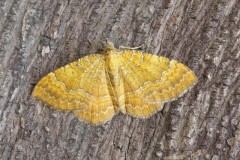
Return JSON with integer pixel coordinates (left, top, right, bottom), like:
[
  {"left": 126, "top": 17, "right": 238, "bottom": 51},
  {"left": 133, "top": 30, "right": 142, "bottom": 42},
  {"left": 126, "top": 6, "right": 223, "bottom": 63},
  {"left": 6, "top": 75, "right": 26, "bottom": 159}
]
[{"left": 0, "top": 0, "right": 239, "bottom": 159}]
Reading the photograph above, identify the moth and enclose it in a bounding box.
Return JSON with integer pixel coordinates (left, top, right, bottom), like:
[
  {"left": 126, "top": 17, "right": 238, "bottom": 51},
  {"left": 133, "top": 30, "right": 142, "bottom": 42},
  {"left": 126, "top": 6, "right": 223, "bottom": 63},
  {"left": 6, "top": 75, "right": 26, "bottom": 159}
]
[{"left": 32, "top": 42, "right": 197, "bottom": 125}]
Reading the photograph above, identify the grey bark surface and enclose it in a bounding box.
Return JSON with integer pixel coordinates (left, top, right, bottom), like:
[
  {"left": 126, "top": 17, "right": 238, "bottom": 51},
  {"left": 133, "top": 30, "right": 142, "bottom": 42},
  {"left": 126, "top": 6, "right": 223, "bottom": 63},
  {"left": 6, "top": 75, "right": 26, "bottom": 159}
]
[{"left": 0, "top": 0, "right": 239, "bottom": 160}]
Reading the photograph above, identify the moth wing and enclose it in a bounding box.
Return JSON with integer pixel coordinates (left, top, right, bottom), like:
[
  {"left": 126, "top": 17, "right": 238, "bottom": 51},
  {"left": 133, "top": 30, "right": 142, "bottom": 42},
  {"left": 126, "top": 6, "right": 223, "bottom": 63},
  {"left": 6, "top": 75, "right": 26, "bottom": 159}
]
[
  {"left": 115, "top": 50, "right": 197, "bottom": 117},
  {"left": 32, "top": 54, "right": 117, "bottom": 125}
]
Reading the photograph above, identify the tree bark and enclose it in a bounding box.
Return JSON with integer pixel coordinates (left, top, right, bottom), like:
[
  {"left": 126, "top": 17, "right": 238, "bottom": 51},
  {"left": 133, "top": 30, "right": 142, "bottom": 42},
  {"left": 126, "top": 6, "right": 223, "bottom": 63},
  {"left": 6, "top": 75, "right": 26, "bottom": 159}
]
[{"left": 0, "top": 0, "right": 239, "bottom": 160}]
